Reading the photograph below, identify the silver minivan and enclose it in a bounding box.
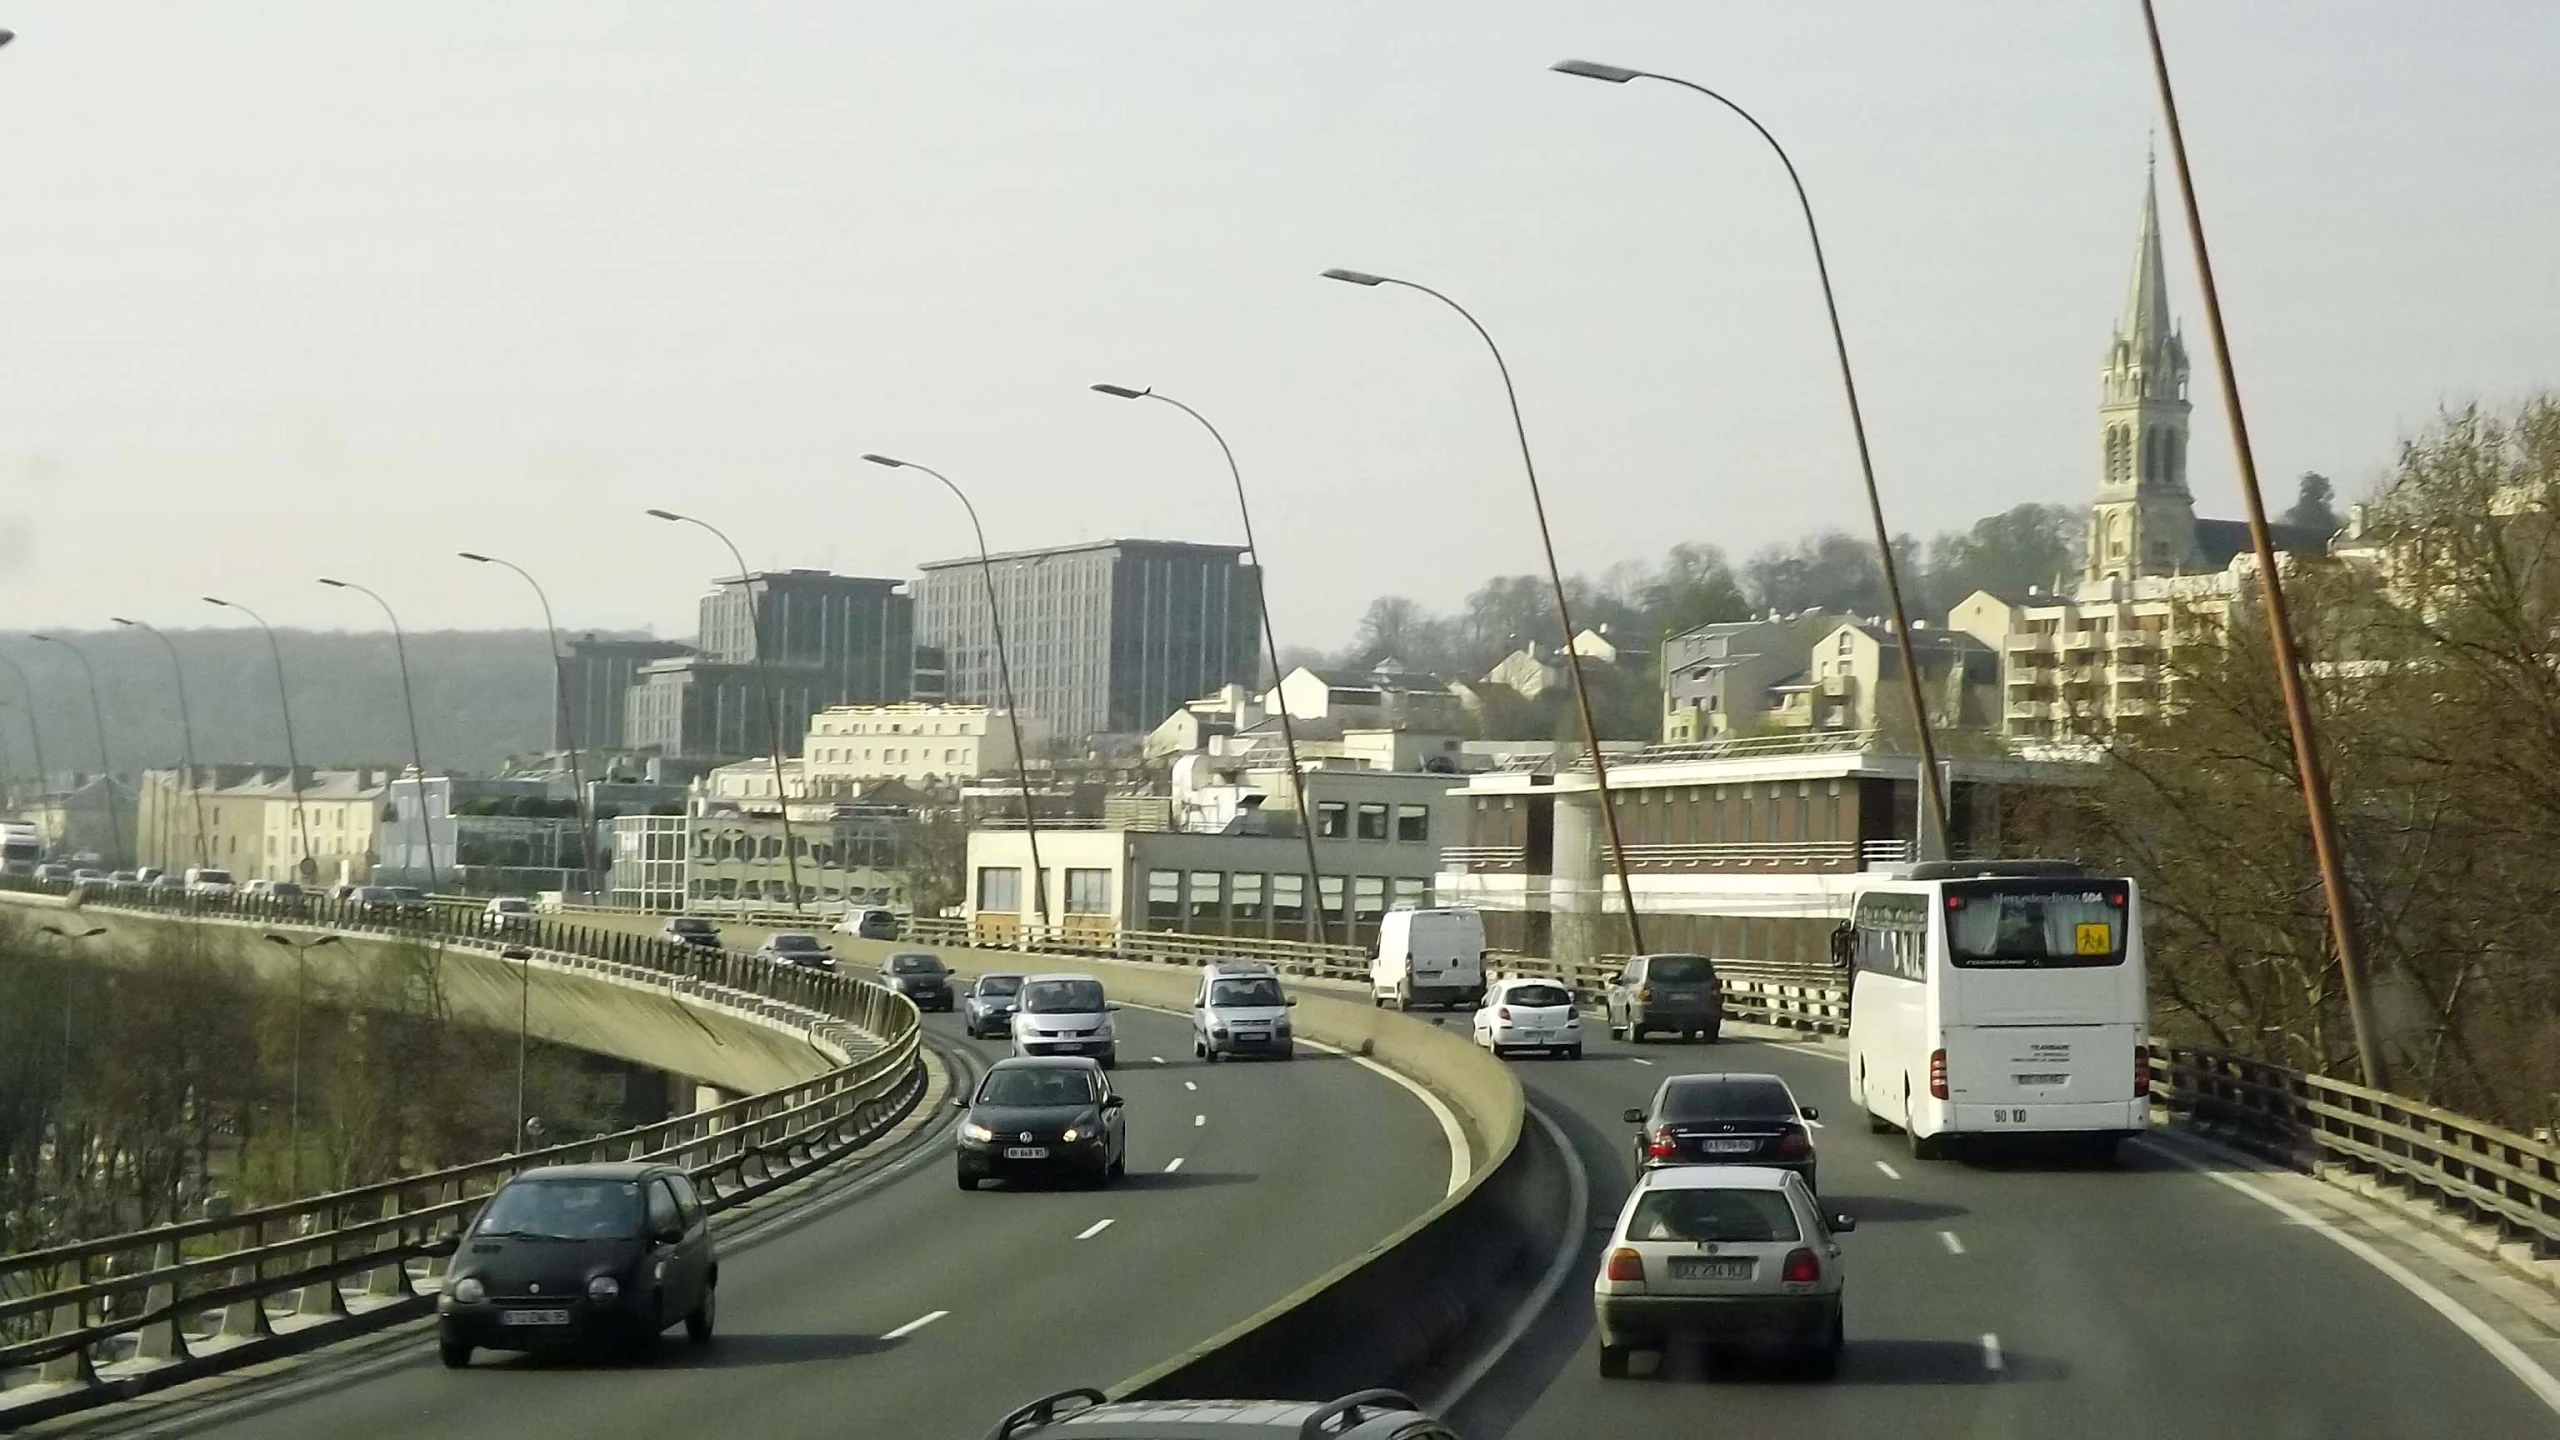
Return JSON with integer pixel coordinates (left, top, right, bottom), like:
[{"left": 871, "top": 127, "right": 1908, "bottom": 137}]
[
  {"left": 1192, "top": 962, "right": 1297, "bottom": 1063},
  {"left": 1011, "top": 973, "right": 1119, "bottom": 1069}
]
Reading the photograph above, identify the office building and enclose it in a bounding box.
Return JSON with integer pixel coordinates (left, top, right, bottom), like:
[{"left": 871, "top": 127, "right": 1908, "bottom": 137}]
[
  {"left": 697, "top": 570, "right": 916, "bottom": 708},
  {"left": 560, "top": 635, "right": 694, "bottom": 753}
]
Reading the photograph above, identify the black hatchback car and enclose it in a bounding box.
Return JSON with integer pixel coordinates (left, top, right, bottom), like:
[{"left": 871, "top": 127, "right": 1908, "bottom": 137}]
[
  {"left": 882, "top": 951, "right": 955, "bottom": 1011},
  {"left": 435, "top": 1162, "right": 717, "bottom": 1367},
  {"left": 955, "top": 1056, "right": 1126, "bottom": 1191},
  {"left": 1625, "top": 1072, "right": 1820, "bottom": 1192}
]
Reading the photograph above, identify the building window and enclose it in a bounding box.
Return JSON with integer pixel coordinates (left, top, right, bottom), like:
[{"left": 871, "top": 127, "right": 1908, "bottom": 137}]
[
  {"left": 1187, "top": 870, "right": 1223, "bottom": 923},
  {"left": 1318, "top": 875, "right": 1346, "bottom": 920},
  {"left": 1355, "top": 803, "right": 1389, "bottom": 841},
  {"left": 1837, "top": 632, "right": 1852, "bottom": 653},
  {"left": 1392, "top": 877, "right": 1428, "bottom": 911},
  {"left": 1063, "top": 868, "right": 1111, "bottom": 915},
  {"left": 1271, "top": 873, "right": 1305, "bottom": 921},
  {"left": 1396, "top": 804, "right": 1430, "bottom": 843},
  {"left": 1147, "top": 869, "right": 1180, "bottom": 923},
  {"left": 977, "top": 866, "right": 1022, "bottom": 915},
  {"left": 1316, "top": 801, "right": 1348, "bottom": 839},
  {"left": 1354, "top": 876, "right": 1385, "bottom": 920},
  {"left": 1230, "top": 873, "right": 1265, "bottom": 921}
]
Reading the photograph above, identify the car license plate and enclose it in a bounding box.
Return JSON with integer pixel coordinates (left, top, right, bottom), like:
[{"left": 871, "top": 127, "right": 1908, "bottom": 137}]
[
  {"left": 1670, "top": 1257, "right": 1755, "bottom": 1280},
  {"left": 2015, "top": 1073, "right": 2068, "bottom": 1087},
  {"left": 1004, "top": 1146, "right": 1049, "bottom": 1160},
  {"left": 1698, "top": 1137, "right": 1758, "bottom": 1154},
  {"left": 500, "top": 1308, "right": 571, "bottom": 1327}
]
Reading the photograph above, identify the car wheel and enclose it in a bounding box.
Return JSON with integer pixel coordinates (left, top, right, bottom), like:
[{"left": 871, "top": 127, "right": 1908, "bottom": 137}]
[
  {"left": 1704, "top": 1026, "right": 1722, "bottom": 1045},
  {"left": 1109, "top": 1145, "right": 1126, "bottom": 1179},
  {"left": 1866, "top": 1109, "right": 1895, "bottom": 1135},
  {"left": 1598, "top": 1343, "right": 1630, "bottom": 1379},
  {"left": 439, "top": 1338, "right": 472, "bottom": 1370},
  {"left": 1908, "top": 1125, "right": 1946, "bottom": 1162},
  {"left": 685, "top": 1282, "right": 716, "bottom": 1345},
  {"left": 1203, "top": 1045, "right": 1220, "bottom": 1064},
  {"left": 1564, "top": 1046, "right": 1584, "bottom": 1061},
  {"left": 1395, "top": 983, "right": 1412, "bottom": 1012},
  {"left": 1808, "top": 1307, "right": 1845, "bottom": 1380},
  {"left": 1629, "top": 1022, "right": 1647, "bottom": 1044},
  {"left": 957, "top": 1168, "right": 980, "bottom": 1192},
  {"left": 1100, "top": 1051, "right": 1116, "bottom": 1071}
]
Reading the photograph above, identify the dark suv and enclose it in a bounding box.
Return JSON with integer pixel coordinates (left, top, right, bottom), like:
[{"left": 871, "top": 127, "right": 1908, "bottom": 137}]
[
  {"left": 435, "top": 1162, "right": 717, "bottom": 1367},
  {"left": 1605, "top": 952, "right": 1723, "bottom": 1044}
]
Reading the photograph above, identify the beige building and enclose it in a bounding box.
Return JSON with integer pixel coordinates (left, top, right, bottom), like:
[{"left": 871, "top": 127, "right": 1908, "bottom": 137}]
[
  {"left": 139, "top": 766, "right": 390, "bottom": 883},
  {"left": 1951, "top": 573, "right": 2244, "bottom": 746},
  {"left": 1768, "top": 621, "right": 1998, "bottom": 736},
  {"left": 801, "top": 703, "right": 1044, "bottom": 793}
]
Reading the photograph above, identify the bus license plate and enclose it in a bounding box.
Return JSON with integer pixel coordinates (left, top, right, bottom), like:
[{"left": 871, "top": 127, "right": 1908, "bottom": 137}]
[
  {"left": 501, "top": 1309, "right": 571, "bottom": 1327},
  {"left": 1004, "top": 1146, "right": 1049, "bottom": 1160},
  {"left": 1670, "top": 1257, "right": 1755, "bottom": 1280},
  {"left": 2015, "top": 1073, "right": 2068, "bottom": 1087}
]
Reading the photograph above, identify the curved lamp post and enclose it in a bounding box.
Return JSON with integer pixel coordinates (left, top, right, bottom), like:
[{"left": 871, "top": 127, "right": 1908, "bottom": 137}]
[
  {"left": 206, "top": 597, "right": 315, "bottom": 882},
  {"left": 264, "top": 932, "right": 341, "bottom": 1193},
  {"left": 1550, "top": 57, "right": 1950, "bottom": 858},
  {"left": 1319, "top": 267, "right": 1648, "bottom": 956},
  {"left": 1089, "top": 384, "right": 1333, "bottom": 948},
  {"left": 643, "top": 510, "right": 806, "bottom": 914},
  {"left": 0, "top": 652, "right": 50, "bottom": 811},
  {"left": 29, "top": 634, "right": 126, "bottom": 868},
  {"left": 317, "top": 579, "right": 437, "bottom": 892},
  {"left": 458, "top": 552, "right": 600, "bottom": 897},
  {"left": 112, "top": 618, "right": 211, "bottom": 869},
  {"left": 860, "top": 453, "right": 1053, "bottom": 933}
]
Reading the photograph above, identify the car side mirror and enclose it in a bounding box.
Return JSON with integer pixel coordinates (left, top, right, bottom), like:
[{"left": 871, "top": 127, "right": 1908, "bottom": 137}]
[
  {"left": 1102, "top": 1095, "right": 1124, "bottom": 1110},
  {"left": 654, "top": 1224, "right": 684, "bottom": 1246},
  {"left": 1106, "top": 1003, "right": 1123, "bottom": 1012},
  {"left": 1621, "top": 1107, "right": 1646, "bottom": 1125},
  {"left": 1830, "top": 1214, "right": 1857, "bottom": 1234},
  {"left": 1286, "top": 997, "right": 1299, "bottom": 1007},
  {"left": 1800, "top": 1106, "right": 1820, "bottom": 1122},
  {"left": 949, "top": 1095, "right": 969, "bottom": 1110}
]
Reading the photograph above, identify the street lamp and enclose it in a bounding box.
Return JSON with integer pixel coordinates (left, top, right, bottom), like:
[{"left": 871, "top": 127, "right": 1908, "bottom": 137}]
[
  {"left": 1318, "top": 268, "right": 1649, "bottom": 956},
  {"left": 34, "top": 925, "right": 104, "bottom": 1107},
  {"left": 642, "top": 510, "right": 806, "bottom": 914},
  {"left": 458, "top": 553, "right": 600, "bottom": 898},
  {"left": 317, "top": 579, "right": 438, "bottom": 893},
  {"left": 859, "top": 453, "right": 1053, "bottom": 933},
  {"left": 29, "top": 634, "right": 127, "bottom": 868},
  {"left": 206, "top": 598, "right": 316, "bottom": 884},
  {"left": 1089, "top": 384, "right": 1333, "bottom": 947},
  {"left": 265, "top": 932, "right": 341, "bottom": 1193},
  {"left": 0, "top": 653, "right": 45, "bottom": 810},
  {"left": 1549, "top": 57, "right": 1951, "bottom": 857},
  {"left": 502, "top": 945, "right": 535, "bottom": 1148},
  {"left": 111, "top": 618, "right": 212, "bottom": 870}
]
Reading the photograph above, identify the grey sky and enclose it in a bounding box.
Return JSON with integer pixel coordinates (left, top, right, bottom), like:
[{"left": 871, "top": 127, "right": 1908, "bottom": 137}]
[{"left": 2, "top": 2, "right": 2551, "bottom": 647}]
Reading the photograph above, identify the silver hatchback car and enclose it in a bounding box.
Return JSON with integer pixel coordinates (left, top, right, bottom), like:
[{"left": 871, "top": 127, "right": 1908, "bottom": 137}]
[{"left": 1192, "top": 962, "right": 1297, "bottom": 1062}]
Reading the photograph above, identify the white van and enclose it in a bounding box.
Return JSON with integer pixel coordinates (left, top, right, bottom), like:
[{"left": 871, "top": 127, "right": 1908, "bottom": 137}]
[
  {"left": 1371, "top": 907, "right": 1487, "bottom": 1011},
  {"left": 184, "top": 866, "right": 236, "bottom": 899}
]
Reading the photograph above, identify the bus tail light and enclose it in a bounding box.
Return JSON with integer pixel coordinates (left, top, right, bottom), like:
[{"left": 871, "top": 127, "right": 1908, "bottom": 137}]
[
  {"left": 1780, "top": 1248, "right": 1821, "bottom": 1284},
  {"left": 1928, "top": 1049, "right": 1948, "bottom": 1100},
  {"left": 2134, "top": 1044, "right": 2151, "bottom": 1098},
  {"left": 1605, "top": 1247, "right": 1647, "bottom": 1283},
  {"left": 1647, "top": 1127, "right": 1681, "bottom": 1159}
]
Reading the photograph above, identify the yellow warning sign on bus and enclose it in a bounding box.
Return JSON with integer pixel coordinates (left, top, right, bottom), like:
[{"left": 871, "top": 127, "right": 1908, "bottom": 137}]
[{"left": 2074, "top": 922, "right": 2112, "bottom": 956}]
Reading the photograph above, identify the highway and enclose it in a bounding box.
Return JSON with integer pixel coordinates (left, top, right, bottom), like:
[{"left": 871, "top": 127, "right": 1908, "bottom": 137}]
[
  {"left": 74, "top": 1005, "right": 1447, "bottom": 1440},
  {"left": 1453, "top": 1025, "right": 2560, "bottom": 1439}
]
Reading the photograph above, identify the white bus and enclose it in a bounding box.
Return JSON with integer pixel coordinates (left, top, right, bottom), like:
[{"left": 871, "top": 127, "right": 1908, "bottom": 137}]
[{"left": 1838, "top": 860, "right": 2148, "bottom": 1160}]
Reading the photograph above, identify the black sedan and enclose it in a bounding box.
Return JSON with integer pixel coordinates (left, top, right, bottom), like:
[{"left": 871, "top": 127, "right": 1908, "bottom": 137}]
[
  {"left": 1624, "top": 1071, "right": 1821, "bottom": 1192},
  {"left": 954, "top": 1056, "right": 1126, "bottom": 1191},
  {"left": 882, "top": 951, "right": 956, "bottom": 1011},
  {"left": 963, "top": 972, "right": 1026, "bottom": 1039},
  {"left": 435, "top": 1162, "right": 717, "bottom": 1367}
]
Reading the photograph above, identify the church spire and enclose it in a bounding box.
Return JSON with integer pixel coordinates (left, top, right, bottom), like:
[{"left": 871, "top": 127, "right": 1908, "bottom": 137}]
[{"left": 2122, "top": 151, "right": 2176, "bottom": 355}]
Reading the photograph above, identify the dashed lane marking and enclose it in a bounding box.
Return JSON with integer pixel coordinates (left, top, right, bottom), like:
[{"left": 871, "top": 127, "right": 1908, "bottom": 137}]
[
  {"left": 1875, "top": 1160, "right": 1903, "bottom": 1180},
  {"left": 1165, "top": 1157, "right": 1185, "bottom": 1172},
  {"left": 1075, "top": 1218, "right": 1115, "bottom": 1240},
  {"left": 1980, "top": 1333, "right": 2004, "bottom": 1372},
  {"left": 1939, "top": 1230, "right": 1965, "bottom": 1255},
  {"left": 884, "top": 1310, "right": 947, "bottom": 1340}
]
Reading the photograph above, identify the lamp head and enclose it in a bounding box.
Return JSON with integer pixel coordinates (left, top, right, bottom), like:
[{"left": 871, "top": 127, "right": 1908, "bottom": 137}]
[
  {"left": 644, "top": 508, "right": 684, "bottom": 522},
  {"left": 1089, "top": 384, "right": 1149, "bottom": 400},
  {"left": 1551, "top": 58, "right": 1644, "bottom": 84},
  {"left": 204, "top": 596, "right": 232, "bottom": 609},
  {"left": 859, "top": 454, "right": 905, "bottom": 469},
  {"left": 1320, "top": 268, "right": 1388, "bottom": 287},
  {"left": 317, "top": 578, "right": 348, "bottom": 589},
  {"left": 28, "top": 633, "right": 51, "bottom": 643},
  {"left": 110, "top": 617, "right": 138, "bottom": 627}
]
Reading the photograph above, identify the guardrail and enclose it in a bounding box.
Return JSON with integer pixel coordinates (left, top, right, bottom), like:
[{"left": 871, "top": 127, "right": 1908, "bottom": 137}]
[{"left": 0, "top": 881, "right": 927, "bottom": 1423}]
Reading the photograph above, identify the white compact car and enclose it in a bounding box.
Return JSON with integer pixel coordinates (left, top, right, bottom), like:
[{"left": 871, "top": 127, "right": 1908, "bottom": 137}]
[
  {"left": 1592, "top": 1164, "right": 1853, "bottom": 1379},
  {"left": 1011, "top": 973, "right": 1119, "bottom": 1069},
  {"left": 1473, "top": 976, "right": 1583, "bottom": 1060}
]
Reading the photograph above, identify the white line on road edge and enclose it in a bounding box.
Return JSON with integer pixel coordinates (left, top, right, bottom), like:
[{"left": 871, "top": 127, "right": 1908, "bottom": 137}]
[
  {"left": 1875, "top": 1160, "right": 1903, "bottom": 1180},
  {"left": 2150, "top": 1138, "right": 2560, "bottom": 1419},
  {"left": 1184, "top": 1080, "right": 1198, "bottom": 1091},
  {"left": 1302, "top": 1036, "right": 1474, "bottom": 1200},
  {"left": 1428, "top": 1100, "right": 1590, "bottom": 1413},
  {"left": 1980, "top": 1332, "right": 2004, "bottom": 1372},
  {"left": 1150, "top": 1055, "right": 1165, "bottom": 1064},
  {"left": 1628, "top": 1057, "right": 1654, "bottom": 1067},
  {"left": 1939, "top": 1229, "right": 1966, "bottom": 1255},
  {"left": 1076, "top": 1218, "right": 1115, "bottom": 1240},
  {"left": 884, "top": 1310, "right": 948, "bottom": 1340},
  {"left": 1165, "top": 1156, "right": 1185, "bottom": 1172},
  {"left": 1194, "top": 1113, "right": 1206, "bottom": 1127}
]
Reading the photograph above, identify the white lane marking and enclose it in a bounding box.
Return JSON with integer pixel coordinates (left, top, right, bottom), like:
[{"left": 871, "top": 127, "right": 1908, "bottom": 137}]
[
  {"left": 1939, "top": 1229, "right": 1966, "bottom": 1255},
  {"left": 1875, "top": 1160, "right": 1903, "bottom": 1180},
  {"left": 2151, "top": 1139, "right": 2560, "bottom": 1419},
  {"left": 1628, "top": 1057, "right": 1655, "bottom": 1067},
  {"left": 1301, "top": 1036, "right": 1474, "bottom": 1200},
  {"left": 1436, "top": 1101, "right": 1591, "bottom": 1409},
  {"left": 1075, "top": 1218, "right": 1115, "bottom": 1240},
  {"left": 884, "top": 1309, "right": 948, "bottom": 1340},
  {"left": 1184, "top": 1080, "right": 1198, "bottom": 1091},
  {"left": 1150, "top": 1055, "right": 1166, "bottom": 1064},
  {"left": 1165, "top": 1156, "right": 1185, "bottom": 1173},
  {"left": 1192, "top": 1112, "right": 1207, "bottom": 1127},
  {"left": 1980, "top": 1332, "right": 2004, "bottom": 1372}
]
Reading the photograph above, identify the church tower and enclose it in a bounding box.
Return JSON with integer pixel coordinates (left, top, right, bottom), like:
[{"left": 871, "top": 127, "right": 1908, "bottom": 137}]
[{"left": 2087, "top": 158, "right": 2199, "bottom": 584}]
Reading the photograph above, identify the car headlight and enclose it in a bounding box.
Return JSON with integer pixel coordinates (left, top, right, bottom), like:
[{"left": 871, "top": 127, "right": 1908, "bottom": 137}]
[
  {"left": 1211, "top": 1025, "right": 1229, "bottom": 1038},
  {"left": 962, "top": 1121, "right": 995, "bottom": 1143},
  {"left": 450, "top": 1275, "right": 487, "bottom": 1304},
  {"left": 1061, "top": 1126, "right": 1081, "bottom": 1144},
  {"left": 588, "top": 1275, "right": 620, "bottom": 1303}
]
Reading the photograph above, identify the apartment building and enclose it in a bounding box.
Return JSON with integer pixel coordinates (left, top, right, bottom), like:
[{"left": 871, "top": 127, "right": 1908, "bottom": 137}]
[{"left": 801, "top": 703, "right": 1048, "bottom": 792}]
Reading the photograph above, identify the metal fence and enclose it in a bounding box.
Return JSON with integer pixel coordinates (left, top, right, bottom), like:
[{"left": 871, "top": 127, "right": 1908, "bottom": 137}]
[{"left": 0, "top": 879, "right": 925, "bottom": 1419}]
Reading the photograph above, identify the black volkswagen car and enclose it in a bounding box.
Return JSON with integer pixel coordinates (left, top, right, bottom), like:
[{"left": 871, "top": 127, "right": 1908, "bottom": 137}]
[
  {"left": 1624, "top": 1072, "right": 1821, "bottom": 1192},
  {"left": 435, "top": 1162, "right": 717, "bottom": 1367},
  {"left": 882, "top": 951, "right": 956, "bottom": 1012},
  {"left": 954, "top": 1056, "right": 1126, "bottom": 1190}
]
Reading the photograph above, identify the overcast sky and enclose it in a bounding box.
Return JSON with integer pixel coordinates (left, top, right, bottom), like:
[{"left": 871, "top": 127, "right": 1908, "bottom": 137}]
[{"left": 1, "top": 2, "right": 2551, "bottom": 646}]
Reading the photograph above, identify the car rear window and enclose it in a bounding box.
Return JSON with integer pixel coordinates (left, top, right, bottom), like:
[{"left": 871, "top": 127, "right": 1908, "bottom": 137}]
[
  {"left": 890, "top": 954, "right": 943, "bottom": 974},
  {"left": 1627, "top": 1187, "right": 1800, "bottom": 1244},
  {"left": 1659, "top": 1078, "right": 1796, "bottom": 1122},
  {"left": 1505, "top": 983, "right": 1571, "bottom": 1008},
  {"left": 1645, "top": 955, "right": 1717, "bottom": 984},
  {"left": 977, "top": 974, "right": 1024, "bottom": 996}
]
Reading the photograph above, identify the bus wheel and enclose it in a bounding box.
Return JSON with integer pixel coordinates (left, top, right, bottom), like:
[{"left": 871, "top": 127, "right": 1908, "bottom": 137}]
[
  {"left": 1908, "top": 1127, "right": 1947, "bottom": 1162},
  {"left": 1866, "top": 1110, "right": 1894, "bottom": 1135}
]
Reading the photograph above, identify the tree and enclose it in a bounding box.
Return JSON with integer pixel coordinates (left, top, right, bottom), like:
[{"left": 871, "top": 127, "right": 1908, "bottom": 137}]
[
  {"left": 1925, "top": 503, "right": 2081, "bottom": 606},
  {"left": 2282, "top": 472, "right": 2340, "bottom": 537}
]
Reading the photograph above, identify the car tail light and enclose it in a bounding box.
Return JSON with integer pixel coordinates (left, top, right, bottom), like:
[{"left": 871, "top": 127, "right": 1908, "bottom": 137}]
[
  {"left": 1637, "top": 986, "right": 1653, "bottom": 1003},
  {"left": 1497, "top": 1006, "right": 1512, "bottom": 1021},
  {"left": 2134, "top": 1044, "right": 2151, "bottom": 1098},
  {"left": 1774, "top": 1127, "right": 1812, "bottom": 1160},
  {"left": 1929, "top": 1048, "right": 1949, "bottom": 1100},
  {"left": 1605, "top": 1247, "right": 1646, "bottom": 1283},
  {"left": 1647, "top": 1127, "right": 1681, "bottom": 1159},
  {"left": 1781, "top": 1248, "right": 1821, "bottom": 1284}
]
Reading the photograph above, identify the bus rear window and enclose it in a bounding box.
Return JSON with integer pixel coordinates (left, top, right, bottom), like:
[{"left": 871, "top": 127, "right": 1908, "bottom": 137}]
[{"left": 1944, "top": 881, "right": 2129, "bottom": 968}]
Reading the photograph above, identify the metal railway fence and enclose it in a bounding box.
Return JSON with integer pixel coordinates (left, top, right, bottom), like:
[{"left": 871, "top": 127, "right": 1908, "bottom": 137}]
[{"left": 0, "top": 878, "right": 925, "bottom": 1419}]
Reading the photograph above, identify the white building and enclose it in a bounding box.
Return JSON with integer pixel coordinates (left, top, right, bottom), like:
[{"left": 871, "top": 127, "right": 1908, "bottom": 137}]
[{"left": 800, "top": 703, "right": 1046, "bottom": 792}]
